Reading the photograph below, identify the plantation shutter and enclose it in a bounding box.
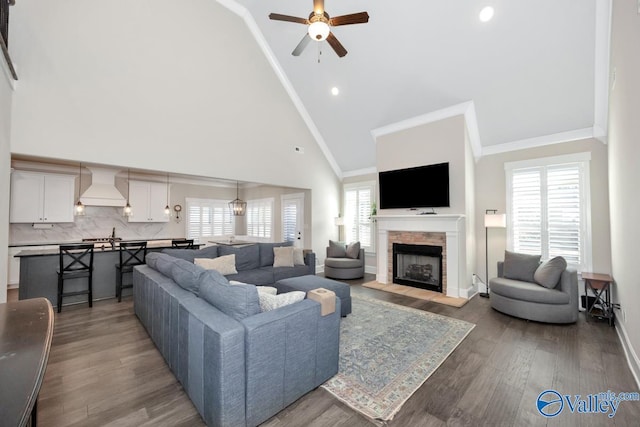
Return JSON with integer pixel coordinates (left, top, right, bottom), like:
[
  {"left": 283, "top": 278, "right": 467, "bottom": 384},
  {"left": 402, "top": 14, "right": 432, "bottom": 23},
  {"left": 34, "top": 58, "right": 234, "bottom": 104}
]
[
  {"left": 547, "top": 164, "right": 582, "bottom": 266},
  {"left": 186, "top": 199, "right": 234, "bottom": 241},
  {"left": 246, "top": 198, "right": 274, "bottom": 240},
  {"left": 511, "top": 168, "right": 542, "bottom": 255},
  {"left": 507, "top": 155, "right": 589, "bottom": 271},
  {"left": 343, "top": 182, "right": 375, "bottom": 250},
  {"left": 282, "top": 200, "right": 297, "bottom": 243}
]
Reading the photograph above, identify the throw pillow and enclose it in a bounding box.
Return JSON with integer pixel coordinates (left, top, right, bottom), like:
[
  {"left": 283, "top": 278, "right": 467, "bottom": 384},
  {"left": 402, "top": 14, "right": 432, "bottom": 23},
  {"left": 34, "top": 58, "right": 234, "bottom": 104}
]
[
  {"left": 503, "top": 250, "right": 541, "bottom": 282},
  {"left": 258, "top": 291, "right": 306, "bottom": 312},
  {"left": 293, "top": 248, "right": 305, "bottom": 266},
  {"left": 346, "top": 241, "right": 361, "bottom": 259},
  {"left": 534, "top": 256, "right": 567, "bottom": 289},
  {"left": 199, "top": 271, "right": 260, "bottom": 320},
  {"left": 229, "top": 280, "right": 278, "bottom": 295},
  {"left": 327, "top": 240, "right": 346, "bottom": 258},
  {"left": 194, "top": 254, "right": 238, "bottom": 275},
  {"left": 273, "top": 246, "right": 294, "bottom": 267}
]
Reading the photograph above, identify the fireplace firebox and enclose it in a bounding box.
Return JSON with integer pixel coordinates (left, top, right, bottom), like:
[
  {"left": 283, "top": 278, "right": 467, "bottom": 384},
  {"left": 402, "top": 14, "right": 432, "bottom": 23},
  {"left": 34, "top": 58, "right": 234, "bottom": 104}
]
[{"left": 392, "top": 243, "right": 443, "bottom": 293}]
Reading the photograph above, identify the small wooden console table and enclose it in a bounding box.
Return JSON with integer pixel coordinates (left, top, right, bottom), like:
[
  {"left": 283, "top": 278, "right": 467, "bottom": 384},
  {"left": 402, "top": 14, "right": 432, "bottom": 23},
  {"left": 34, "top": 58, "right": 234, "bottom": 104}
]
[
  {"left": 582, "top": 272, "right": 614, "bottom": 326},
  {"left": 0, "top": 298, "right": 54, "bottom": 426}
]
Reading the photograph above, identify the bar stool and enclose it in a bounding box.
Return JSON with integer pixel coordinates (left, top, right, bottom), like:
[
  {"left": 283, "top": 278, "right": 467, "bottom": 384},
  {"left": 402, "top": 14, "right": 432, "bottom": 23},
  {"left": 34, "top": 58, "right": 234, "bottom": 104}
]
[
  {"left": 171, "top": 239, "right": 196, "bottom": 249},
  {"left": 57, "top": 243, "right": 95, "bottom": 313},
  {"left": 115, "top": 241, "right": 147, "bottom": 302}
]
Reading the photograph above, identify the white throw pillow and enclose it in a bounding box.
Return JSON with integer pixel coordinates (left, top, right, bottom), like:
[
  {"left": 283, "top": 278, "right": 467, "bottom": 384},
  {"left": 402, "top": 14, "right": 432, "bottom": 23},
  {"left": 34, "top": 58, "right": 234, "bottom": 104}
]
[
  {"left": 230, "top": 281, "right": 278, "bottom": 295},
  {"left": 259, "top": 291, "right": 305, "bottom": 312},
  {"left": 293, "top": 248, "right": 305, "bottom": 266},
  {"left": 273, "top": 246, "right": 294, "bottom": 267},
  {"left": 194, "top": 255, "right": 238, "bottom": 275}
]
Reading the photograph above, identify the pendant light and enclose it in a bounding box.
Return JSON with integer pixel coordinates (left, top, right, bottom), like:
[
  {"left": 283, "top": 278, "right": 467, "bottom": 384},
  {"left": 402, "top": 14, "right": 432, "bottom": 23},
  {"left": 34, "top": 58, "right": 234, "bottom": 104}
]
[
  {"left": 74, "top": 163, "right": 85, "bottom": 216},
  {"left": 164, "top": 173, "right": 171, "bottom": 216},
  {"left": 123, "top": 169, "right": 132, "bottom": 217},
  {"left": 228, "top": 181, "right": 246, "bottom": 216}
]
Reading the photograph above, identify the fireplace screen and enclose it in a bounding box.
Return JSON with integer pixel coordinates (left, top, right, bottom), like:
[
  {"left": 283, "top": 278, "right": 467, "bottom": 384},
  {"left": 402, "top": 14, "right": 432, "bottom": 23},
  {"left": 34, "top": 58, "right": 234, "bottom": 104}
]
[{"left": 392, "top": 243, "right": 443, "bottom": 292}]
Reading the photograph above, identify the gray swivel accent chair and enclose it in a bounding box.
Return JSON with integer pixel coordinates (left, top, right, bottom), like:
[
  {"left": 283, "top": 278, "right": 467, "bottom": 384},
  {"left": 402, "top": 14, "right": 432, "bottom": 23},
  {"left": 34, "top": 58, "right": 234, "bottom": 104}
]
[{"left": 324, "top": 247, "right": 365, "bottom": 280}]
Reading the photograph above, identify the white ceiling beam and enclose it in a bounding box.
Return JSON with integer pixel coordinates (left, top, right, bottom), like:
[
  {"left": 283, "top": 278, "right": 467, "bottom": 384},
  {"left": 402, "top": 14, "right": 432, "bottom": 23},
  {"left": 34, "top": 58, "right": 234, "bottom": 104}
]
[
  {"left": 481, "top": 127, "right": 595, "bottom": 157},
  {"left": 593, "top": 0, "right": 612, "bottom": 144}
]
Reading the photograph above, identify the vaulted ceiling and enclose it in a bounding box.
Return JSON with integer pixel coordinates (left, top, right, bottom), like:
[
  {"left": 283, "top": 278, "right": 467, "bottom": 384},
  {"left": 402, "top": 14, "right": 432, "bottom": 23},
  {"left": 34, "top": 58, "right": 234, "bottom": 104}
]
[{"left": 229, "top": 0, "right": 607, "bottom": 174}]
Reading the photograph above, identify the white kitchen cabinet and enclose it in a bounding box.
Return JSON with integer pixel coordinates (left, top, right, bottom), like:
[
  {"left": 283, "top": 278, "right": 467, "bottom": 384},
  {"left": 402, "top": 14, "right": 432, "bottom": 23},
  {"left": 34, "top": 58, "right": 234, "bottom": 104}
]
[
  {"left": 127, "top": 180, "right": 169, "bottom": 223},
  {"left": 10, "top": 171, "right": 75, "bottom": 223}
]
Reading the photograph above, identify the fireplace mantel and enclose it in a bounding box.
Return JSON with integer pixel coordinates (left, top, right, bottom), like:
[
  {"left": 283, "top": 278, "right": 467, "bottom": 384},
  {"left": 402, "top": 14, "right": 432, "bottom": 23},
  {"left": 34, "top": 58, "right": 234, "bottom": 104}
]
[{"left": 375, "top": 214, "right": 472, "bottom": 299}]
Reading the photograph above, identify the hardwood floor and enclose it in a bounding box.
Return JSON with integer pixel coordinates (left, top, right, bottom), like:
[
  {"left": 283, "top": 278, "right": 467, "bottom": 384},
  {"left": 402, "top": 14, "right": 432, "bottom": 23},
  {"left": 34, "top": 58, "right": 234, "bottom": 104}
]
[{"left": 32, "top": 275, "right": 639, "bottom": 426}]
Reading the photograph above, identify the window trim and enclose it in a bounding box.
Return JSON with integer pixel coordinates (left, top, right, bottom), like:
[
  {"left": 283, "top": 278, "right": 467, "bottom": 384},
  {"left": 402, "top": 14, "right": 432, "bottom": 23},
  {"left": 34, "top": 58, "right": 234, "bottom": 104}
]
[
  {"left": 505, "top": 152, "right": 592, "bottom": 272},
  {"left": 343, "top": 180, "right": 376, "bottom": 253}
]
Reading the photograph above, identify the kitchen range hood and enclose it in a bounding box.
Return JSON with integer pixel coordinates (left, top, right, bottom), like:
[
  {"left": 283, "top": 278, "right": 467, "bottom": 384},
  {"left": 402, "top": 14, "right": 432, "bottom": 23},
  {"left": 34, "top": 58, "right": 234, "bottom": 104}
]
[{"left": 80, "top": 167, "right": 126, "bottom": 207}]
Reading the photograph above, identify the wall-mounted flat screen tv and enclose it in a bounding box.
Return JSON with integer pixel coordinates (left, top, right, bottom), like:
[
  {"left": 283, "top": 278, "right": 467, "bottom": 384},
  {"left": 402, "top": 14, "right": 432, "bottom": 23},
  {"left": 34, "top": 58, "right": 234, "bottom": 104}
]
[{"left": 379, "top": 162, "right": 450, "bottom": 209}]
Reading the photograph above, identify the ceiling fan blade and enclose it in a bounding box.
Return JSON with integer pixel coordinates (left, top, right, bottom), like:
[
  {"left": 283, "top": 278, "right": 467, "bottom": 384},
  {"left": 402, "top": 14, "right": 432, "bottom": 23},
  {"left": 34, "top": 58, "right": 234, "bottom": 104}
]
[
  {"left": 292, "top": 34, "right": 312, "bottom": 56},
  {"left": 269, "top": 13, "right": 309, "bottom": 25},
  {"left": 313, "top": 0, "right": 325, "bottom": 14},
  {"left": 326, "top": 32, "right": 347, "bottom": 57},
  {"left": 329, "top": 12, "right": 369, "bottom": 27}
]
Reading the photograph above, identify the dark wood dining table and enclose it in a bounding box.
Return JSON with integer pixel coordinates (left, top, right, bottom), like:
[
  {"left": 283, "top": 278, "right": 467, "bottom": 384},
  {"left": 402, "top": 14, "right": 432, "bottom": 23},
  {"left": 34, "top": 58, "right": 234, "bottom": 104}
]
[{"left": 0, "top": 298, "right": 54, "bottom": 427}]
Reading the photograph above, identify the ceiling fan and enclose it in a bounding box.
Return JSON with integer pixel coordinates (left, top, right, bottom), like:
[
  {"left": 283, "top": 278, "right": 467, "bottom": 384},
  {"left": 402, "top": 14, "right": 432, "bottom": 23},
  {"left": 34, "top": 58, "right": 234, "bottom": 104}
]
[{"left": 269, "top": 0, "right": 369, "bottom": 58}]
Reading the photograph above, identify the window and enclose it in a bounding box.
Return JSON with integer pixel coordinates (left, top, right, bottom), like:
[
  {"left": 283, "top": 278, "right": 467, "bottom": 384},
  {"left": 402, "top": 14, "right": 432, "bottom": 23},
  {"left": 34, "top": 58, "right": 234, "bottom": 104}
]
[
  {"left": 186, "top": 198, "right": 235, "bottom": 242},
  {"left": 344, "top": 181, "right": 375, "bottom": 251},
  {"left": 246, "top": 198, "right": 274, "bottom": 242},
  {"left": 505, "top": 153, "right": 591, "bottom": 271}
]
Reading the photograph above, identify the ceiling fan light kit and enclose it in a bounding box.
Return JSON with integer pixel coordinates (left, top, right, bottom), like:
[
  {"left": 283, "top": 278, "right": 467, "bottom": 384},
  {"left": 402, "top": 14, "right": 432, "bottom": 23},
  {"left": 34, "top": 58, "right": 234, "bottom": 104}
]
[{"left": 269, "top": 0, "right": 369, "bottom": 58}]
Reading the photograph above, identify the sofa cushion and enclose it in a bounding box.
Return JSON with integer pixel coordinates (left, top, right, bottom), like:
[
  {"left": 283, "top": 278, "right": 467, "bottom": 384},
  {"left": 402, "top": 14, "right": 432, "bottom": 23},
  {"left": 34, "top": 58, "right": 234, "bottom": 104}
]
[
  {"left": 170, "top": 258, "right": 207, "bottom": 295},
  {"left": 490, "top": 277, "right": 570, "bottom": 305},
  {"left": 218, "top": 244, "right": 260, "bottom": 271},
  {"left": 145, "top": 252, "right": 162, "bottom": 269},
  {"left": 199, "top": 270, "right": 261, "bottom": 320},
  {"left": 228, "top": 268, "right": 275, "bottom": 286},
  {"left": 195, "top": 254, "right": 238, "bottom": 275},
  {"left": 534, "top": 256, "right": 567, "bottom": 289},
  {"left": 161, "top": 245, "right": 219, "bottom": 263},
  {"left": 273, "top": 246, "right": 294, "bottom": 267},
  {"left": 346, "top": 241, "right": 361, "bottom": 259},
  {"left": 258, "top": 291, "right": 306, "bottom": 312},
  {"left": 258, "top": 242, "right": 293, "bottom": 267},
  {"left": 325, "top": 257, "right": 363, "bottom": 269},
  {"left": 503, "top": 250, "right": 541, "bottom": 282},
  {"left": 272, "top": 265, "right": 312, "bottom": 282},
  {"left": 230, "top": 281, "right": 278, "bottom": 296},
  {"left": 328, "top": 240, "right": 347, "bottom": 258}
]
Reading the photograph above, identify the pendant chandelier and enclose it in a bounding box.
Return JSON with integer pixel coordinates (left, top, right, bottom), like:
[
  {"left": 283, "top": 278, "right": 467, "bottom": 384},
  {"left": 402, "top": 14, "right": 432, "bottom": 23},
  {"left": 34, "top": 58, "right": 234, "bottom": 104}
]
[
  {"left": 229, "top": 181, "right": 246, "bottom": 216},
  {"left": 164, "top": 173, "right": 171, "bottom": 216},
  {"left": 123, "top": 169, "right": 132, "bottom": 217}
]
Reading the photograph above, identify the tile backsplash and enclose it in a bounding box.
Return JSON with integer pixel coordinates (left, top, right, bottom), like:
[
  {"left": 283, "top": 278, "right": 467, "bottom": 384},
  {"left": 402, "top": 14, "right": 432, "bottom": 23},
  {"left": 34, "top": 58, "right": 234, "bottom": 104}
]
[{"left": 10, "top": 206, "right": 174, "bottom": 245}]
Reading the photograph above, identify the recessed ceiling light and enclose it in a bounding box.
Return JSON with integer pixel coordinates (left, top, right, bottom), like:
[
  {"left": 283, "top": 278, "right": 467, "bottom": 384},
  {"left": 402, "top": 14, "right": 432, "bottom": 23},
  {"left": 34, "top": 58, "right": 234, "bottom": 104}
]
[
  {"left": 479, "top": 6, "right": 494, "bottom": 22},
  {"left": 331, "top": 87, "right": 340, "bottom": 96}
]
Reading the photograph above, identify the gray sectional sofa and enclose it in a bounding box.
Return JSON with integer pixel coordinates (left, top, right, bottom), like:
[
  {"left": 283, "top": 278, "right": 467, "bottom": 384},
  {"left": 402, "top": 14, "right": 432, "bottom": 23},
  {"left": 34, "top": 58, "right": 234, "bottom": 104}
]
[
  {"left": 161, "top": 241, "right": 316, "bottom": 285},
  {"left": 133, "top": 252, "right": 341, "bottom": 427}
]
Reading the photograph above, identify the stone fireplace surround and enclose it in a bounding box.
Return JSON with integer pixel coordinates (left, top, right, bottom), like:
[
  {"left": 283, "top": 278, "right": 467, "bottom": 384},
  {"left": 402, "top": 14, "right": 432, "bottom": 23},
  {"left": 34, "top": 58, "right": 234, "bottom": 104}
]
[{"left": 376, "top": 214, "right": 471, "bottom": 299}]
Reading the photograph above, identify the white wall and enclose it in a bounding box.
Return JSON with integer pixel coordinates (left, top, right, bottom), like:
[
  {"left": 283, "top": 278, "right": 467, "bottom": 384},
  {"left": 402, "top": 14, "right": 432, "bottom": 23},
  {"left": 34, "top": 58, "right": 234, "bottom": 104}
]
[
  {"left": 474, "top": 138, "right": 611, "bottom": 282},
  {"left": 8, "top": 0, "right": 341, "bottom": 262},
  {"left": 0, "top": 62, "right": 13, "bottom": 303},
  {"left": 608, "top": 0, "right": 640, "bottom": 383}
]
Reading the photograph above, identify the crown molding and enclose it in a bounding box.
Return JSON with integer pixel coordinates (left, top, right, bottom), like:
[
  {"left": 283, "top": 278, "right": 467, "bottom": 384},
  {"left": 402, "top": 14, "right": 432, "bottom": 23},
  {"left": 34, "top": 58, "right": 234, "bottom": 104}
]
[
  {"left": 216, "top": 0, "right": 343, "bottom": 179},
  {"left": 593, "top": 0, "right": 612, "bottom": 144},
  {"left": 342, "top": 166, "right": 377, "bottom": 179},
  {"left": 482, "top": 127, "right": 595, "bottom": 157},
  {"left": 370, "top": 101, "right": 483, "bottom": 160}
]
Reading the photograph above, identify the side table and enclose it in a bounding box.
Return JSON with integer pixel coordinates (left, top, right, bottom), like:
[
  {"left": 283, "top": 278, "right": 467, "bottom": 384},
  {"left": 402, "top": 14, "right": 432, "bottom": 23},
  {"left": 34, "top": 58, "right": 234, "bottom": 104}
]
[{"left": 582, "top": 272, "right": 614, "bottom": 326}]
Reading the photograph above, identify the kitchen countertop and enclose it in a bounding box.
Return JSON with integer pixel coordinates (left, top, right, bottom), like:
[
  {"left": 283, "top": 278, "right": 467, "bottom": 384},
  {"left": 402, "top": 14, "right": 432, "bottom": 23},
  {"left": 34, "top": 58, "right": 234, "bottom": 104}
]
[
  {"left": 9, "top": 237, "right": 187, "bottom": 248},
  {"left": 14, "top": 240, "right": 204, "bottom": 257}
]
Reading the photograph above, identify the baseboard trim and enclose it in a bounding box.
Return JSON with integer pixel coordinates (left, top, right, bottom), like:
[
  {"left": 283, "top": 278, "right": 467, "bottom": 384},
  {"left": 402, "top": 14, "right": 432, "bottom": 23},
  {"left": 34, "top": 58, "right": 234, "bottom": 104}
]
[{"left": 615, "top": 315, "right": 640, "bottom": 389}]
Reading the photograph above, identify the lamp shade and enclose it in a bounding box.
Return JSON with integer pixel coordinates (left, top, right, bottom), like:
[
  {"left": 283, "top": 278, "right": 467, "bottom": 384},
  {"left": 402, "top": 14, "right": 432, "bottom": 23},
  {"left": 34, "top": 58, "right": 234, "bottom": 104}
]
[{"left": 484, "top": 213, "right": 506, "bottom": 228}]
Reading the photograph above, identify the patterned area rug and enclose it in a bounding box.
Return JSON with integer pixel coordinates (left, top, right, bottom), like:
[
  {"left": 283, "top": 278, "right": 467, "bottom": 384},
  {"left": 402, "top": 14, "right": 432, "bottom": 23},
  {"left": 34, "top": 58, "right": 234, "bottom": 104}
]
[{"left": 322, "top": 296, "right": 475, "bottom": 422}]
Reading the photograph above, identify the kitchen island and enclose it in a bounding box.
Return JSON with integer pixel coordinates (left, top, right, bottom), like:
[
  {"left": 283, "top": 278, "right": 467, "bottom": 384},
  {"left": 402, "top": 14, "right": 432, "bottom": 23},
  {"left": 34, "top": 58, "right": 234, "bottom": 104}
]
[{"left": 15, "top": 240, "right": 200, "bottom": 306}]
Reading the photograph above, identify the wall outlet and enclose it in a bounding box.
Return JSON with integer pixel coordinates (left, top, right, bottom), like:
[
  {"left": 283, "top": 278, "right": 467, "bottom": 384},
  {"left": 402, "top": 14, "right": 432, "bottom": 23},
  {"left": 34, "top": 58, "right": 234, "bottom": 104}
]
[{"left": 619, "top": 307, "right": 626, "bottom": 323}]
